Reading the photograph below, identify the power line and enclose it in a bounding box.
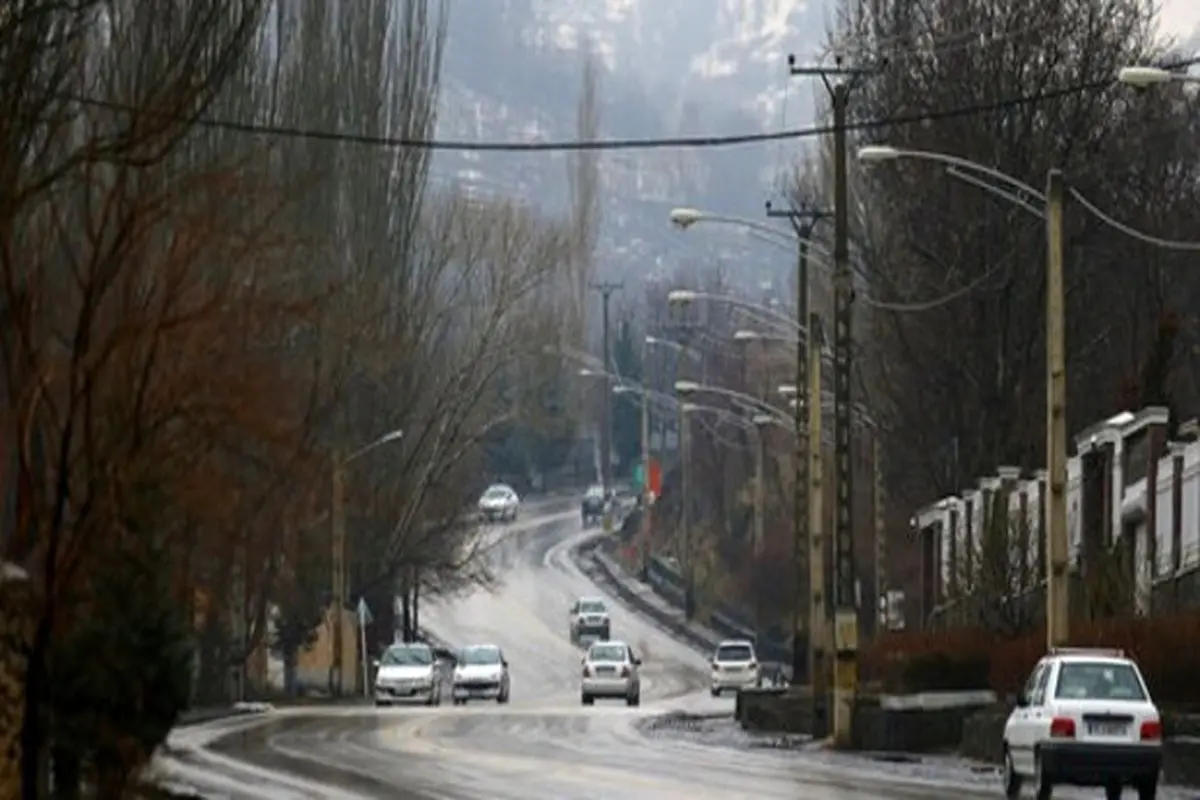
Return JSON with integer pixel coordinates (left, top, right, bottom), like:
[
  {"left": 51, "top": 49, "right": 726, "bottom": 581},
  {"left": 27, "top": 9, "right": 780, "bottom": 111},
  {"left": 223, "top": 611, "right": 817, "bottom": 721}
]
[{"left": 72, "top": 76, "right": 1122, "bottom": 153}]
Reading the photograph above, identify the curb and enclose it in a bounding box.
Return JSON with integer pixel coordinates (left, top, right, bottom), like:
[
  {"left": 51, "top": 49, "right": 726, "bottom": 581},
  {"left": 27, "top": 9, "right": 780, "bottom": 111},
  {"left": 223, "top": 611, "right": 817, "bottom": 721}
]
[{"left": 569, "top": 534, "right": 723, "bottom": 656}]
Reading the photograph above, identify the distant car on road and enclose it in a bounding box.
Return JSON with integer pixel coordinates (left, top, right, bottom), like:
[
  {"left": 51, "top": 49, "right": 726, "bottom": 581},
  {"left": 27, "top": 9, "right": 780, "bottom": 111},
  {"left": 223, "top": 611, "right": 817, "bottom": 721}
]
[
  {"left": 1002, "top": 647, "right": 1162, "bottom": 800},
  {"left": 451, "top": 644, "right": 510, "bottom": 705},
  {"left": 569, "top": 596, "right": 611, "bottom": 643},
  {"left": 581, "top": 484, "right": 608, "bottom": 527},
  {"left": 478, "top": 483, "right": 520, "bottom": 523},
  {"left": 580, "top": 640, "right": 641, "bottom": 706},
  {"left": 373, "top": 642, "right": 442, "bottom": 707},
  {"left": 709, "top": 639, "right": 761, "bottom": 696}
]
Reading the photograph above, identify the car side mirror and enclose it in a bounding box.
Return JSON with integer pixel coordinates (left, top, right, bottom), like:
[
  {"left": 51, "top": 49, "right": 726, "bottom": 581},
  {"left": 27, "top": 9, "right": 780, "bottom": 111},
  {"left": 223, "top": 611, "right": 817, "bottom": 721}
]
[
  {"left": 633, "top": 658, "right": 642, "bottom": 666},
  {"left": 502, "top": 660, "right": 509, "bottom": 668}
]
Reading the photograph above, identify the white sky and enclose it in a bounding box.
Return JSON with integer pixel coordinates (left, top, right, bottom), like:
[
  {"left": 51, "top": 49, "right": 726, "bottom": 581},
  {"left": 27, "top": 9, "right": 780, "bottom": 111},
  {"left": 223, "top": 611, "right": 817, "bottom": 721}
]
[{"left": 1159, "top": 0, "right": 1200, "bottom": 43}]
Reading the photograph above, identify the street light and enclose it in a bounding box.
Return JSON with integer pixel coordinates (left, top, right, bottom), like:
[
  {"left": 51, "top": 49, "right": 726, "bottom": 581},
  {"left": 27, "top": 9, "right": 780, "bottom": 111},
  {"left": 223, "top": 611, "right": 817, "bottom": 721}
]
[
  {"left": 858, "top": 142, "right": 1069, "bottom": 650},
  {"left": 1117, "top": 65, "right": 1200, "bottom": 87},
  {"left": 330, "top": 426, "right": 404, "bottom": 696},
  {"left": 667, "top": 290, "right": 806, "bottom": 336},
  {"left": 779, "top": 384, "right": 798, "bottom": 398}
]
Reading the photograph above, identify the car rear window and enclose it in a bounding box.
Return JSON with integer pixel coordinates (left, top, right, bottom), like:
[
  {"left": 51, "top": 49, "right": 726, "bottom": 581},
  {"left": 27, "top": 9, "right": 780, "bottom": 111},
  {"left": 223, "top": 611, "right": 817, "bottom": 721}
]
[
  {"left": 716, "top": 644, "right": 754, "bottom": 662},
  {"left": 1054, "top": 661, "right": 1147, "bottom": 701},
  {"left": 588, "top": 644, "right": 626, "bottom": 662}
]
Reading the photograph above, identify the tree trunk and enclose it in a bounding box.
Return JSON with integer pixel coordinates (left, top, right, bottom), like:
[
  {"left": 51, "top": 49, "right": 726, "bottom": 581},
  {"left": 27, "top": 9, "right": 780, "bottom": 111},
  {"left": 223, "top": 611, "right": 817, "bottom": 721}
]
[
  {"left": 49, "top": 745, "right": 80, "bottom": 800},
  {"left": 400, "top": 584, "right": 411, "bottom": 643},
  {"left": 411, "top": 581, "right": 420, "bottom": 639},
  {"left": 282, "top": 649, "right": 298, "bottom": 697}
]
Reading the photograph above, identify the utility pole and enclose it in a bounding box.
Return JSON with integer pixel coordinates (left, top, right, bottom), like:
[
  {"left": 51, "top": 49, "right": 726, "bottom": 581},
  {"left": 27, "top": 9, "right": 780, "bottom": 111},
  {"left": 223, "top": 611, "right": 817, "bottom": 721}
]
[
  {"left": 765, "top": 199, "right": 827, "bottom": 688},
  {"left": 590, "top": 281, "right": 624, "bottom": 496},
  {"left": 873, "top": 436, "right": 886, "bottom": 640},
  {"left": 806, "top": 312, "right": 827, "bottom": 738},
  {"left": 788, "top": 52, "right": 872, "bottom": 748},
  {"left": 638, "top": 369, "right": 653, "bottom": 576},
  {"left": 329, "top": 451, "right": 346, "bottom": 697},
  {"left": 1044, "top": 170, "right": 1069, "bottom": 649},
  {"left": 680, "top": 402, "right": 694, "bottom": 618}
]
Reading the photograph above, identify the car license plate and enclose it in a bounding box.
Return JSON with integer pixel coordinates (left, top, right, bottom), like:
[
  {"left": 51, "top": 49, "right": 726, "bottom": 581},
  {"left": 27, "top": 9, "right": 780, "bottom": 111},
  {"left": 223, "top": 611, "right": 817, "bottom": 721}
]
[{"left": 1089, "top": 722, "right": 1128, "bottom": 736}]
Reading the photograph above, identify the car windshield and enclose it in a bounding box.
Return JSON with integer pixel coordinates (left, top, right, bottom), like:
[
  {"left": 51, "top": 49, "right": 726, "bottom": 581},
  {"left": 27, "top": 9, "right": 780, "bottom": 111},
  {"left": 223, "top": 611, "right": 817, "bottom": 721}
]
[
  {"left": 380, "top": 645, "right": 433, "bottom": 666},
  {"left": 579, "top": 600, "right": 606, "bottom": 614},
  {"left": 586, "top": 486, "right": 604, "bottom": 498},
  {"left": 716, "top": 644, "right": 754, "bottom": 662},
  {"left": 483, "top": 487, "right": 508, "bottom": 499},
  {"left": 460, "top": 646, "right": 502, "bottom": 665},
  {"left": 1054, "top": 661, "right": 1146, "bottom": 701},
  {"left": 588, "top": 644, "right": 626, "bottom": 662}
]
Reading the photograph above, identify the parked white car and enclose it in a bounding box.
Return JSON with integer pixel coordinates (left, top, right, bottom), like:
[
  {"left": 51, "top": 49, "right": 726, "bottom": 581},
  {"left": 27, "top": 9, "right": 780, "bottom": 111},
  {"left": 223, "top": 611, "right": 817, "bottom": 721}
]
[
  {"left": 1002, "top": 647, "right": 1162, "bottom": 800},
  {"left": 451, "top": 644, "right": 510, "bottom": 705},
  {"left": 709, "top": 639, "right": 761, "bottom": 696},
  {"left": 478, "top": 484, "right": 520, "bottom": 522},
  {"left": 373, "top": 642, "right": 442, "bottom": 707},
  {"left": 580, "top": 640, "right": 641, "bottom": 706}
]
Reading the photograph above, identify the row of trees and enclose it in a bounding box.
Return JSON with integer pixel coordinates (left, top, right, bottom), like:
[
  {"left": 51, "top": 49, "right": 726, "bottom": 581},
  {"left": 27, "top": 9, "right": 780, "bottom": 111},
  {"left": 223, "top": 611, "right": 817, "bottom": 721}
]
[
  {"left": 0, "top": 1, "right": 602, "bottom": 796},
  {"left": 776, "top": 0, "right": 1200, "bottom": 626}
]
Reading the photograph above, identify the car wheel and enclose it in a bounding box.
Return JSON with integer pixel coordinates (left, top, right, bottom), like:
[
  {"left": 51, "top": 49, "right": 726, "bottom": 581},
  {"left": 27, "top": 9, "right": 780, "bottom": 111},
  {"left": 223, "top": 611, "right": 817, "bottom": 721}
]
[
  {"left": 710, "top": 688, "right": 721, "bottom": 698},
  {"left": 374, "top": 700, "right": 390, "bottom": 708},
  {"left": 1137, "top": 777, "right": 1157, "bottom": 800},
  {"left": 1105, "top": 784, "right": 1122, "bottom": 800},
  {"left": 1002, "top": 745, "right": 1021, "bottom": 799},
  {"left": 1033, "top": 749, "right": 1052, "bottom": 800},
  {"left": 626, "top": 692, "right": 640, "bottom": 707},
  {"left": 581, "top": 694, "right": 594, "bottom": 706},
  {"left": 497, "top": 688, "right": 509, "bottom": 704}
]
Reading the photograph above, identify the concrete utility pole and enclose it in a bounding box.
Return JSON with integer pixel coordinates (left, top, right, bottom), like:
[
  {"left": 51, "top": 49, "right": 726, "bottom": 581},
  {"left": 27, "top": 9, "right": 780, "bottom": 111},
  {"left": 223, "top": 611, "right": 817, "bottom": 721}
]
[
  {"left": 1044, "top": 170, "right": 1069, "bottom": 648},
  {"left": 805, "top": 312, "right": 827, "bottom": 738},
  {"left": 330, "top": 450, "right": 346, "bottom": 696},
  {"left": 788, "top": 52, "right": 872, "bottom": 749},
  {"left": 765, "top": 199, "right": 828, "bottom": 688},
  {"left": 680, "top": 402, "right": 694, "bottom": 618},
  {"left": 590, "top": 281, "right": 624, "bottom": 495}
]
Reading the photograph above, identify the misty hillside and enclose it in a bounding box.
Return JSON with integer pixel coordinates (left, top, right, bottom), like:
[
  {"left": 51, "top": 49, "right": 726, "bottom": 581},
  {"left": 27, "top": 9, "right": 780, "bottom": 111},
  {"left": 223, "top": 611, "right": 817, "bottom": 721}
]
[{"left": 431, "top": 0, "right": 830, "bottom": 298}]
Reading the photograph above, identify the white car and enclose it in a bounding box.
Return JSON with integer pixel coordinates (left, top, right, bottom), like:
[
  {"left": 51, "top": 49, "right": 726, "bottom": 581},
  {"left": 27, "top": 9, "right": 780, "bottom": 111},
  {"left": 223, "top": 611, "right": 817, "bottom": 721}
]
[
  {"left": 709, "top": 639, "right": 761, "bottom": 696},
  {"left": 1002, "top": 647, "right": 1162, "bottom": 800},
  {"left": 569, "top": 596, "right": 611, "bottom": 643},
  {"left": 451, "top": 644, "right": 510, "bottom": 705},
  {"left": 478, "top": 484, "right": 520, "bottom": 522},
  {"left": 580, "top": 640, "right": 641, "bottom": 706},
  {"left": 373, "top": 642, "right": 442, "bottom": 706}
]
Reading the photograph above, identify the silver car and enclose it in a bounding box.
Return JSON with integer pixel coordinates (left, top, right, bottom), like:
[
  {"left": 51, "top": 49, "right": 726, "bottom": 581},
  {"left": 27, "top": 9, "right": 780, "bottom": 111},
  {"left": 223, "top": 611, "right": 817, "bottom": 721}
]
[
  {"left": 451, "top": 644, "right": 511, "bottom": 705},
  {"left": 581, "top": 640, "right": 641, "bottom": 706},
  {"left": 569, "top": 596, "right": 611, "bottom": 643},
  {"left": 373, "top": 642, "right": 442, "bottom": 706},
  {"left": 478, "top": 484, "right": 520, "bottom": 522}
]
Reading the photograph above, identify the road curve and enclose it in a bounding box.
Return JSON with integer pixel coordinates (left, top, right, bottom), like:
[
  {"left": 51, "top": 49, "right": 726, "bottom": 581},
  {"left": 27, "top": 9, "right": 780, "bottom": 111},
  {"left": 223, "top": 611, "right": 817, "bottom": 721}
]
[{"left": 156, "top": 508, "right": 1009, "bottom": 799}]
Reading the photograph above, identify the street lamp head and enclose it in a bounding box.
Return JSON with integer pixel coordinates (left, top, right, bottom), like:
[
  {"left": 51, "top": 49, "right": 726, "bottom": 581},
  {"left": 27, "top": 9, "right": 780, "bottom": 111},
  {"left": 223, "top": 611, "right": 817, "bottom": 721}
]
[
  {"left": 778, "top": 383, "right": 798, "bottom": 398},
  {"left": 667, "top": 289, "right": 698, "bottom": 305},
  {"left": 857, "top": 145, "right": 903, "bottom": 164},
  {"left": 674, "top": 380, "right": 700, "bottom": 395},
  {"left": 669, "top": 207, "right": 704, "bottom": 229},
  {"left": 680, "top": 402, "right": 701, "bottom": 413},
  {"left": 751, "top": 414, "right": 774, "bottom": 428},
  {"left": 378, "top": 429, "right": 404, "bottom": 445},
  {"left": 612, "top": 385, "right": 635, "bottom": 395},
  {"left": 578, "top": 368, "right": 598, "bottom": 377},
  {"left": 1117, "top": 66, "right": 1173, "bottom": 87},
  {"left": 733, "top": 329, "right": 762, "bottom": 342}
]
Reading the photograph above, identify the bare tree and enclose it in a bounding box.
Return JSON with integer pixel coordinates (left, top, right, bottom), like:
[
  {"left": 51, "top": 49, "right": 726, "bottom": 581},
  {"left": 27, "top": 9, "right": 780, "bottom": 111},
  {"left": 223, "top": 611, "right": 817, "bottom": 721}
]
[{"left": 813, "top": 0, "right": 1200, "bottom": 518}]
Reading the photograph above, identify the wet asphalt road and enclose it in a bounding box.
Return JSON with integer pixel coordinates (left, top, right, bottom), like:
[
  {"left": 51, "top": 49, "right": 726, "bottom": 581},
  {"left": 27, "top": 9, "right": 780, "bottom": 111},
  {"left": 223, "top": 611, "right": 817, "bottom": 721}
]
[{"left": 154, "top": 505, "right": 1025, "bottom": 799}]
